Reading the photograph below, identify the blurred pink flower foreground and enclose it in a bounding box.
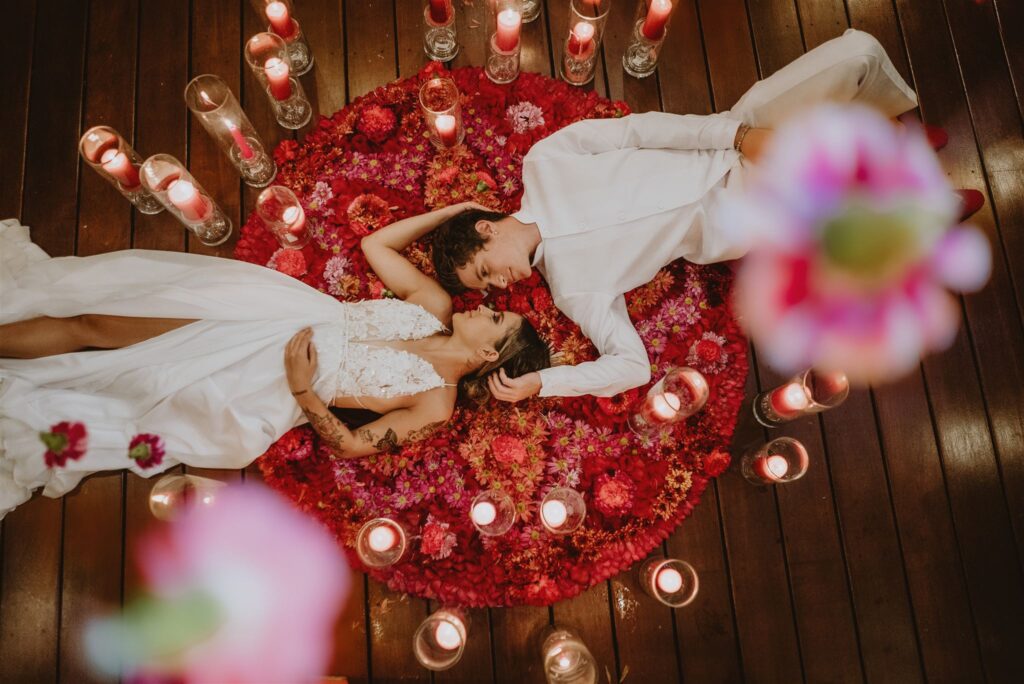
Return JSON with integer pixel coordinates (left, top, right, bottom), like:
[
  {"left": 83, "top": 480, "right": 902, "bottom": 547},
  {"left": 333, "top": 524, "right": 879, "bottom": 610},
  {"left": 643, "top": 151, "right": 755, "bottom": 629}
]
[
  {"left": 86, "top": 484, "right": 351, "bottom": 684},
  {"left": 725, "top": 104, "right": 991, "bottom": 383}
]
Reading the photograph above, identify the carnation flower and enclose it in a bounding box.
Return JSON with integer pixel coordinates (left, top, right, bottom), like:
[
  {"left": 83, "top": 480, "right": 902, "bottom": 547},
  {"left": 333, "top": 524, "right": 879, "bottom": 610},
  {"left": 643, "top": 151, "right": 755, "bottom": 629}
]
[
  {"left": 346, "top": 193, "right": 394, "bottom": 236},
  {"left": 356, "top": 105, "right": 397, "bottom": 143},
  {"left": 491, "top": 435, "right": 528, "bottom": 465},
  {"left": 267, "top": 248, "right": 307, "bottom": 277},
  {"left": 40, "top": 421, "right": 88, "bottom": 468},
  {"left": 506, "top": 101, "right": 546, "bottom": 134},
  {"left": 128, "top": 433, "right": 165, "bottom": 469},
  {"left": 686, "top": 332, "right": 730, "bottom": 375},
  {"left": 703, "top": 449, "right": 732, "bottom": 477},
  {"left": 420, "top": 514, "right": 457, "bottom": 560},
  {"left": 592, "top": 472, "right": 636, "bottom": 517}
]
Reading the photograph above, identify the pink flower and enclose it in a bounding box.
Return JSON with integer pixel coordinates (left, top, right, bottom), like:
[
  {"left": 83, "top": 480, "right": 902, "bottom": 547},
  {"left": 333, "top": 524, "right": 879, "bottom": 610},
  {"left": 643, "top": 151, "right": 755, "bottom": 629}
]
[
  {"left": 420, "top": 515, "right": 456, "bottom": 559},
  {"left": 592, "top": 472, "right": 635, "bottom": 517},
  {"left": 505, "top": 101, "right": 546, "bottom": 134},
  {"left": 491, "top": 435, "right": 528, "bottom": 465},
  {"left": 40, "top": 421, "right": 88, "bottom": 468},
  {"left": 356, "top": 105, "right": 397, "bottom": 143},
  {"left": 268, "top": 248, "right": 307, "bottom": 277},
  {"left": 128, "top": 433, "right": 165, "bottom": 469},
  {"left": 686, "top": 332, "right": 730, "bottom": 375}
]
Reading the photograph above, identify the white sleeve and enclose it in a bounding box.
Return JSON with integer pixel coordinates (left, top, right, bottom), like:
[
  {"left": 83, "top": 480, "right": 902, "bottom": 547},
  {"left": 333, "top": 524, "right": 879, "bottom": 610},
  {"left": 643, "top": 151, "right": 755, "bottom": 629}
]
[
  {"left": 538, "top": 293, "right": 652, "bottom": 398},
  {"left": 525, "top": 111, "right": 741, "bottom": 161}
]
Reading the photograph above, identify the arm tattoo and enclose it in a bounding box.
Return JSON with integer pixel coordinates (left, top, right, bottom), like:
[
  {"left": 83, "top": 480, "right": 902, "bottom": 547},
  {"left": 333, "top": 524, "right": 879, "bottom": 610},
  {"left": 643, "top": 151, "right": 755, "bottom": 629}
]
[
  {"left": 356, "top": 427, "right": 401, "bottom": 453},
  {"left": 301, "top": 406, "right": 351, "bottom": 458},
  {"left": 405, "top": 420, "right": 445, "bottom": 444}
]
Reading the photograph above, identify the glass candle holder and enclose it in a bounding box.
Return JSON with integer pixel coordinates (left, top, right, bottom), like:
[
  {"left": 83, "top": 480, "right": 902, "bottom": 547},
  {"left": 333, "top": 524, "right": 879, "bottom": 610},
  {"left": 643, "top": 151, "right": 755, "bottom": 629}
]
[
  {"left": 355, "top": 517, "right": 408, "bottom": 567},
  {"left": 486, "top": 0, "right": 522, "bottom": 84},
  {"left": 185, "top": 74, "right": 277, "bottom": 188},
  {"left": 250, "top": 0, "right": 313, "bottom": 75},
  {"left": 519, "top": 0, "right": 541, "bottom": 23},
  {"left": 752, "top": 369, "right": 850, "bottom": 427},
  {"left": 79, "top": 126, "right": 164, "bottom": 214},
  {"left": 560, "top": 0, "right": 611, "bottom": 86},
  {"left": 256, "top": 185, "right": 310, "bottom": 249},
  {"left": 741, "top": 437, "right": 810, "bottom": 485},
  {"left": 470, "top": 489, "right": 517, "bottom": 536},
  {"left": 413, "top": 607, "right": 470, "bottom": 670},
  {"left": 139, "top": 154, "right": 232, "bottom": 246},
  {"left": 418, "top": 77, "right": 465, "bottom": 150},
  {"left": 423, "top": 0, "right": 458, "bottom": 61},
  {"left": 541, "top": 627, "right": 599, "bottom": 684},
  {"left": 628, "top": 367, "right": 709, "bottom": 436},
  {"left": 623, "top": 0, "right": 677, "bottom": 79},
  {"left": 244, "top": 32, "right": 313, "bottom": 130},
  {"left": 539, "top": 487, "right": 586, "bottom": 535},
  {"left": 148, "top": 474, "right": 227, "bottom": 522},
  {"left": 639, "top": 557, "right": 699, "bottom": 607}
]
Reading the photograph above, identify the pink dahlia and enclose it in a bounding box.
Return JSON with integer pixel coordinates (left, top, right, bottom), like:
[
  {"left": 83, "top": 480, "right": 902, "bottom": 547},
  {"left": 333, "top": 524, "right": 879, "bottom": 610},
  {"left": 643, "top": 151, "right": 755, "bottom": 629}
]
[
  {"left": 592, "top": 472, "right": 636, "bottom": 517},
  {"left": 128, "top": 433, "right": 165, "bottom": 469},
  {"left": 356, "top": 105, "right": 397, "bottom": 143},
  {"left": 40, "top": 421, "right": 88, "bottom": 468},
  {"left": 505, "top": 101, "right": 546, "bottom": 134},
  {"left": 420, "top": 514, "right": 457, "bottom": 560},
  {"left": 724, "top": 104, "right": 991, "bottom": 384},
  {"left": 492, "top": 435, "right": 528, "bottom": 465},
  {"left": 346, "top": 193, "right": 394, "bottom": 236}
]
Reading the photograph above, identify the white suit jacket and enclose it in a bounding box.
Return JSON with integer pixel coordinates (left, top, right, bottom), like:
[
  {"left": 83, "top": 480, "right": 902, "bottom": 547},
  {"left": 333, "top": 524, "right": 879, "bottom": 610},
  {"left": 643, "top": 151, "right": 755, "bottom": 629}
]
[{"left": 514, "top": 111, "right": 746, "bottom": 398}]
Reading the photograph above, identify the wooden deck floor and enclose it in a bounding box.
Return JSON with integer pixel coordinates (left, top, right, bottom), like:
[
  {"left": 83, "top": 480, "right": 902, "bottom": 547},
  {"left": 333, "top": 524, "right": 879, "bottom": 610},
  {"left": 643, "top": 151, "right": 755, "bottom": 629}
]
[{"left": 2, "top": 1, "right": 1023, "bottom": 682}]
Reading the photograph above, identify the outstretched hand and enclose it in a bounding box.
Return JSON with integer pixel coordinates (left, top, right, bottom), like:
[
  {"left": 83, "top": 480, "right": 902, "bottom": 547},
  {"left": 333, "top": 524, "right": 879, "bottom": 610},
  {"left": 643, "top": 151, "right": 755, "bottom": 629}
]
[
  {"left": 487, "top": 369, "right": 542, "bottom": 403},
  {"left": 285, "top": 327, "right": 319, "bottom": 395}
]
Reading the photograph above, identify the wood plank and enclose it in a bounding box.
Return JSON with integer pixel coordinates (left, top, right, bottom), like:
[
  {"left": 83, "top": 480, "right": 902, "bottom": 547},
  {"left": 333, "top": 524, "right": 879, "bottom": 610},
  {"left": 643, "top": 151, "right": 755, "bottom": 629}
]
[
  {"left": 993, "top": 0, "right": 1024, "bottom": 122},
  {"left": 431, "top": 603, "right": 495, "bottom": 684},
  {"left": 396, "top": 0, "right": 429, "bottom": 78},
  {"left": 345, "top": 0, "right": 397, "bottom": 100},
  {"left": 549, "top": 584, "right": 617, "bottom": 681},
  {"left": 0, "top": 0, "right": 35, "bottom": 219},
  {"left": 600, "top": 0, "right": 660, "bottom": 111},
  {"left": 301, "top": 0, "right": 348, "bottom": 117},
  {"left": 610, "top": 568, "right": 679, "bottom": 683},
  {"left": 793, "top": 0, "right": 848, "bottom": 48},
  {"left": 366, "top": 579, "right": 431, "bottom": 682},
  {"left": 657, "top": 0, "right": 712, "bottom": 117},
  {"left": 491, "top": 605, "right": 550, "bottom": 684}
]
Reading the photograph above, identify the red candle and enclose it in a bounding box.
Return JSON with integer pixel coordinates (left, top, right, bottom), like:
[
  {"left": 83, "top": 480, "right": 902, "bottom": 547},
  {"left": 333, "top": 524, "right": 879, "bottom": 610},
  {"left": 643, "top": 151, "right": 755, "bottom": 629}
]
[
  {"left": 495, "top": 7, "right": 522, "bottom": 52},
  {"left": 428, "top": 0, "right": 451, "bottom": 24},
  {"left": 167, "top": 179, "right": 211, "bottom": 222},
  {"left": 754, "top": 454, "right": 790, "bottom": 482},
  {"left": 769, "top": 382, "right": 810, "bottom": 419},
  {"left": 567, "top": 21, "right": 596, "bottom": 58},
  {"left": 100, "top": 148, "right": 140, "bottom": 189},
  {"left": 264, "top": 57, "right": 293, "bottom": 101},
  {"left": 227, "top": 121, "right": 255, "bottom": 160},
  {"left": 265, "top": 1, "right": 296, "bottom": 38},
  {"left": 641, "top": 0, "right": 673, "bottom": 41},
  {"left": 282, "top": 205, "right": 306, "bottom": 235},
  {"left": 434, "top": 114, "right": 458, "bottom": 147}
]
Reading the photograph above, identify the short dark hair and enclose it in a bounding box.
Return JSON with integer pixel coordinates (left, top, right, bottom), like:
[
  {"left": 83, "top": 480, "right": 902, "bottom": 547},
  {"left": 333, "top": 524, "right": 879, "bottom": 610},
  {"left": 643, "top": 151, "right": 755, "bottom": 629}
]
[
  {"left": 431, "top": 209, "right": 509, "bottom": 293},
  {"left": 459, "top": 317, "right": 551, "bottom": 404}
]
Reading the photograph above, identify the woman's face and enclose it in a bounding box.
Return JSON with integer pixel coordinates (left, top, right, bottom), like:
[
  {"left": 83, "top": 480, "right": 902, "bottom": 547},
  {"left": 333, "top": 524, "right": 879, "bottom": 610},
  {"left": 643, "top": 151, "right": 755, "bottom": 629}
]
[{"left": 452, "top": 304, "right": 522, "bottom": 349}]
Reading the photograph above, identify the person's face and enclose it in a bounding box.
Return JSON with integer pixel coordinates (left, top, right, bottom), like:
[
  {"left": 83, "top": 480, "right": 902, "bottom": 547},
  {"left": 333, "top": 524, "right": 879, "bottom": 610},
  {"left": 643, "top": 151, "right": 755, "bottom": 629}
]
[
  {"left": 451, "top": 304, "right": 523, "bottom": 360},
  {"left": 455, "top": 219, "right": 533, "bottom": 291}
]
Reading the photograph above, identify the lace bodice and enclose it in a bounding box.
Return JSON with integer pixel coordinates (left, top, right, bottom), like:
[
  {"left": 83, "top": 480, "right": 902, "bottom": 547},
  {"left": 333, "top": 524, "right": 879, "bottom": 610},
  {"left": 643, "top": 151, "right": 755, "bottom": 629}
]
[{"left": 311, "top": 299, "right": 451, "bottom": 402}]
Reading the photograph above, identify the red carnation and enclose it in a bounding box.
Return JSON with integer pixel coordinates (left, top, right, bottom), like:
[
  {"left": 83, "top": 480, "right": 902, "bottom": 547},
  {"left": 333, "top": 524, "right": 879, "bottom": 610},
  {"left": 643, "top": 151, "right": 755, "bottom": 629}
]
[
  {"left": 356, "top": 105, "right": 397, "bottom": 143},
  {"left": 703, "top": 449, "right": 731, "bottom": 477},
  {"left": 696, "top": 339, "right": 723, "bottom": 362},
  {"left": 273, "top": 139, "right": 299, "bottom": 166},
  {"left": 273, "top": 249, "right": 308, "bottom": 277},
  {"left": 40, "top": 421, "right": 88, "bottom": 468},
  {"left": 592, "top": 472, "right": 636, "bottom": 517},
  {"left": 128, "top": 433, "right": 166, "bottom": 469},
  {"left": 492, "top": 435, "right": 527, "bottom": 465},
  {"left": 530, "top": 287, "right": 553, "bottom": 311}
]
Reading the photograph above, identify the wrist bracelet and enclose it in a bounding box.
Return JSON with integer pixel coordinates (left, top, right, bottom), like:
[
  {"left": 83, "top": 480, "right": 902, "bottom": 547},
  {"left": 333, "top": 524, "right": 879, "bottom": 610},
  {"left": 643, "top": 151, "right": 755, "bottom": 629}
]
[
  {"left": 291, "top": 389, "right": 309, "bottom": 397},
  {"left": 734, "top": 124, "right": 751, "bottom": 154}
]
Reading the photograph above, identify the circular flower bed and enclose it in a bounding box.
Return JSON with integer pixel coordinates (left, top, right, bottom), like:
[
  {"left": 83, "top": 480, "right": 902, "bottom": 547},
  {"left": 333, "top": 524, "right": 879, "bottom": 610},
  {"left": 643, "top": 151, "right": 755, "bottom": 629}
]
[{"left": 240, "top": 63, "right": 748, "bottom": 607}]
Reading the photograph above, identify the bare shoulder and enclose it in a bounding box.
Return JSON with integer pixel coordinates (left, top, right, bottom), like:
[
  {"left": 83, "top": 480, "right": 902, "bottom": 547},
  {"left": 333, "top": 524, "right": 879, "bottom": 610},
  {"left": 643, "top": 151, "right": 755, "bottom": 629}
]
[{"left": 418, "top": 385, "right": 457, "bottom": 419}]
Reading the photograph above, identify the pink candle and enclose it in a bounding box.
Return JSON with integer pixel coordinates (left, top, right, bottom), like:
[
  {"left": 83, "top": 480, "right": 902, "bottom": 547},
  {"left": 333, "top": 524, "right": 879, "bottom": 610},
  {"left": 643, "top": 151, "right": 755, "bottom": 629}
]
[
  {"left": 641, "top": 0, "right": 673, "bottom": 41},
  {"left": 227, "top": 121, "right": 255, "bottom": 160},
  {"left": 434, "top": 620, "right": 462, "bottom": 651},
  {"left": 264, "top": 57, "right": 293, "bottom": 101},
  {"left": 100, "top": 148, "right": 140, "bottom": 189},
  {"left": 167, "top": 179, "right": 211, "bottom": 222},
  {"left": 434, "top": 114, "right": 458, "bottom": 148},
  {"left": 367, "top": 525, "right": 398, "bottom": 552},
  {"left": 655, "top": 566, "right": 684, "bottom": 593},
  {"left": 471, "top": 500, "right": 497, "bottom": 526},
  {"left": 541, "top": 500, "right": 568, "bottom": 528},
  {"left": 769, "top": 382, "right": 810, "bottom": 419},
  {"left": 282, "top": 205, "right": 305, "bottom": 235},
  {"left": 495, "top": 8, "right": 522, "bottom": 52},
  {"left": 650, "top": 391, "right": 682, "bottom": 422},
  {"left": 265, "top": 1, "right": 296, "bottom": 38},
  {"left": 754, "top": 454, "right": 790, "bottom": 482},
  {"left": 567, "top": 21, "right": 596, "bottom": 58},
  {"left": 428, "top": 0, "right": 451, "bottom": 24}
]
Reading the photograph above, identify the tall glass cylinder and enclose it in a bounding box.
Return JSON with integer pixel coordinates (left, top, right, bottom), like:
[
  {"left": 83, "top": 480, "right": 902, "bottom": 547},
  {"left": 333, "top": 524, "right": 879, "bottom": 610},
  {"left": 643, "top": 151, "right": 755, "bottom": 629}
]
[
  {"left": 423, "top": 0, "right": 458, "bottom": 61},
  {"left": 628, "top": 367, "right": 709, "bottom": 436},
  {"left": 139, "top": 154, "right": 232, "bottom": 246},
  {"left": 244, "top": 32, "right": 313, "bottom": 130},
  {"left": 418, "top": 77, "right": 465, "bottom": 150},
  {"left": 623, "top": 0, "right": 677, "bottom": 78},
  {"left": 249, "top": 0, "right": 314, "bottom": 75},
  {"left": 752, "top": 369, "right": 850, "bottom": 427},
  {"left": 486, "top": 0, "right": 522, "bottom": 84},
  {"left": 185, "top": 75, "right": 276, "bottom": 188},
  {"left": 741, "top": 437, "right": 810, "bottom": 485},
  {"left": 519, "top": 0, "right": 541, "bottom": 23},
  {"left": 413, "top": 607, "right": 470, "bottom": 670},
  {"left": 541, "top": 627, "right": 599, "bottom": 684},
  {"left": 560, "top": 0, "right": 611, "bottom": 86},
  {"left": 148, "top": 474, "right": 226, "bottom": 521},
  {"left": 79, "top": 126, "right": 164, "bottom": 214},
  {"left": 256, "top": 185, "right": 310, "bottom": 249}
]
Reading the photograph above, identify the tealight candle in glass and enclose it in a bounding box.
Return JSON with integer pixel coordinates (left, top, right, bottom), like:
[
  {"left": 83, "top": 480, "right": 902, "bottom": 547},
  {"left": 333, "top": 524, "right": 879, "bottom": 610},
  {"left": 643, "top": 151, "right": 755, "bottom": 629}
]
[
  {"left": 185, "top": 74, "right": 276, "bottom": 188},
  {"left": 423, "top": 0, "right": 458, "bottom": 61},
  {"left": 413, "top": 607, "right": 470, "bottom": 670},
  {"left": 244, "top": 32, "right": 313, "bottom": 130},
  {"left": 519, "top": 0, "right": 541, "bottom": 23},
  {"left": 79, "top": 126, "right": 164, "bottom": 214},
  {"left": 486, "top": 0, "right": 522, "bottom": 84},
  {"left": 540, "top": 487, "right": 586, "bottom": 535},
  {"left": 623, "top": 0, "right": 677, "bottom": 79},
  {"left": 628, "top": 367, "right": 709, "bottom": 436},
  {"left": 741, "top": 437, "right": 810, "bottom": 485},
  {"left": 250, "top": 0, "right": 313, "bottom": 75},
  {"left": 470, "top": 489, "right": 517, "bottom": 536},
  {"left": 753, "top": 369, "right": 850, "bottom": 427},
  {"left": 560, "top": 0, "right": 610, "bottom": 86},
  {"left": 139, "top": 154, "right": 232, "bottom": 246},
  {"left": 540, "top": 626, "right": 599, "bottom": 684},
  {"left": 419, "top": 77, "right": 465, "bottom": 150},
  {"left": 256, "top": 185, "right": 310, "bottom": 249},
  {"left": 148, "top": 474, "right": 227, "bottom": 521},
  {"left": 355, "top": 517, "right": 408, "bottom": 567},
  {"left": 639, "top": 557, "right": 699, "bottom": 607}
]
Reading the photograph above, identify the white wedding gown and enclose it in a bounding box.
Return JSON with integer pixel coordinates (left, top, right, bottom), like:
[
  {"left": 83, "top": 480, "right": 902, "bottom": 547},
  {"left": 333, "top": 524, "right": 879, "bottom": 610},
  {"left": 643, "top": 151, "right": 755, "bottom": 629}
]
[{"left": 0, "top": 219, "right": 451, "bottom": 519}]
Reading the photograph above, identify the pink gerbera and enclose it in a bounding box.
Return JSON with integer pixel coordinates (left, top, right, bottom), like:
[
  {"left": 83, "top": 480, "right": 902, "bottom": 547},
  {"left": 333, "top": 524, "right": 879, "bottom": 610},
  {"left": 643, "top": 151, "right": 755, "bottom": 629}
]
[
  {"left": 40, "top": 421, "right": 88, "bottom": 468},
  {"left": 128, "top": 433, "right": 165, "bottom": 469}
]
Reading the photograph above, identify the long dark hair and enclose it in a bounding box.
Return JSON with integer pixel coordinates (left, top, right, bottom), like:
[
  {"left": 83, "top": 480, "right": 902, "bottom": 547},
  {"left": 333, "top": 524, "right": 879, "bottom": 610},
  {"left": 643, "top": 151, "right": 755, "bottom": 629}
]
[{"left": 458, "top": 317, "right": 551, "bottom": 404}]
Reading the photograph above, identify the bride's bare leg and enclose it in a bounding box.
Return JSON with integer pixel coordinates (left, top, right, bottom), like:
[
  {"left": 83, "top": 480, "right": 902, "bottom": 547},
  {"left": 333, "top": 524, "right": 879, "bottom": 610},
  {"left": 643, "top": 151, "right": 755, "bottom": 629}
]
[{"left": 0, "top": 314, "right": 196, "bottom": 359}]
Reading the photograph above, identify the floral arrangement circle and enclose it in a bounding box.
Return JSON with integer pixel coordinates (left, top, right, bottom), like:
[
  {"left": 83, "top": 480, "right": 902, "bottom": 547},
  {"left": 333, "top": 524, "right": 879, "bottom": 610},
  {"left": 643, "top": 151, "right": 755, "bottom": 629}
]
[{"left": 239, "top": 64, "right": 748, "bottom": 607}]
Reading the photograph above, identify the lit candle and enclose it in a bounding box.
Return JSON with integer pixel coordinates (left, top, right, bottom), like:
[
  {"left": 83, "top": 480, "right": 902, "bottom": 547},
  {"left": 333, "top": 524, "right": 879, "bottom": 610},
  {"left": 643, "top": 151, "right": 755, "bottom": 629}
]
[
  {"left": 650, "top": 391, "right": 682, "bottom": 422},
  {"left": 265, "top": 1, "right": 296, "bottom": 38},
  {"left": 641, "top": 0, "right": 673, "bottom": 41},
  {"left": 434, "top": 114, "right": 458, "bottom": 148},
  {"left": 769, "top": 383, "right": 810, "bottom": 419},
  {"left": 471, "top": 500, "right": 497, "bottom": 526},
  {"left": 555, "top": 653, "right": 573, "bottom": 671},
  {"left": 367, "top": 524, "right": 398, "bottom": 552},
  {"left": 655, "top": 566, "right": 684, "bottom": 594},
  {"left": 264, "top": 57, "right": 293, "bottom": 101},
  {"left": 282, "top": 205, "right": 305, "bottom": 235},
  {"left": 167, "top": 179, "right": 211, "bottom": 223},
  {"left": 541, "top": 499, "right": 568, "bottom": 529},
  {"left": 100, "top": 148, "right": 141, "bottom": 189},
  {"left": 495, "top": 8, "right": 522, "bottom": 52},
  {"left": 434, "top": 620, "right": 462, "bottom": 651},
  {"left": 428, "top": 0, "right": 451, "bottom": 24},
  {"left": 227, "top": 121, "right": 255, "bottom": 160},
  {"left": 198, "top": 90, "right": 218, "bottom": 108},
  {"left": 755, "top": 454, "right": 790, "bottom": 482},
  {"left": 567, "top": 21, "right": 596, "bottom": 58}
]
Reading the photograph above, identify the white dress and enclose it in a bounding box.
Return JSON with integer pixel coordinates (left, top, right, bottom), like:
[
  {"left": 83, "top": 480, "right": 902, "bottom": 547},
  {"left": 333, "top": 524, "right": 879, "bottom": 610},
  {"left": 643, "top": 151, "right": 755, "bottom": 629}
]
[{"left": 0, "top": 219, "right": 449, "bottom": 519}]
